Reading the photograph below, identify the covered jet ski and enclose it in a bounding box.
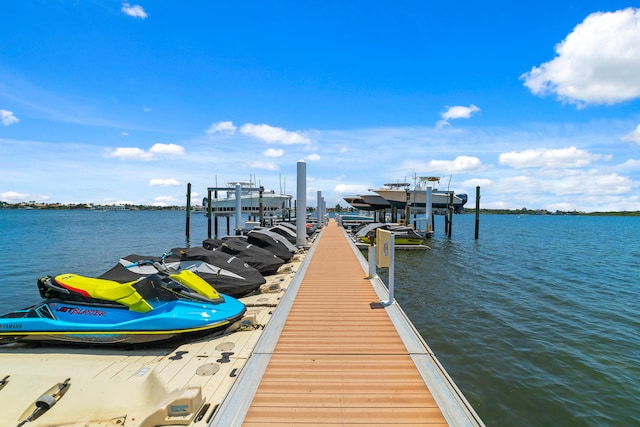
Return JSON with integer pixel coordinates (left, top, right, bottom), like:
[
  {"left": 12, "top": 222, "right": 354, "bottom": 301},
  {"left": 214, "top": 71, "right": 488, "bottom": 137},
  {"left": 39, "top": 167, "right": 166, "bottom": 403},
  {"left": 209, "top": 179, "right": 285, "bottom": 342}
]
[
  {"left": 0, "top": 272, "right": 246, "bottom": 346},
  {"left": 99, "top": 249, "right": 265, "bottom": 298},
  {"left": 352, "top": 222, "right": 384, "bottom": 236},
  {"left": 203, "top": 238, "right": 285, "bottom": 276},
  {"left": 357, "top": 223, "right": 426, "bottom": 246},
  {"left": 244, "top": 229, "right": 297, "bottom": 261},
  {"left": 266, "top": 224, "right": 297, "bottom": 243},
  {"left": 165, "top": 248, "right": 265, "bottom": 297}
]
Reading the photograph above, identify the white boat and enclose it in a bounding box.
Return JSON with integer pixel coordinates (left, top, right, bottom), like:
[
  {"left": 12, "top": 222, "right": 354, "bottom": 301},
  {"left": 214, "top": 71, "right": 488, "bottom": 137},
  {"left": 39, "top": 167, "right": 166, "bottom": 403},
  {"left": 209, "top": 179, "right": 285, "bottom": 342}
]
[
  {"left": 337, "top": 213, "right": 375, "bottom": 229},
  {"left": 359, "top": 194, "right": 391, "bottom": 210},
  {"left": 204, "top": 181, "right": 292, "bottom": 214},
  {"left": 342, "top": 196, "right": 373, "bottom": 211},
  {"left": 372, "top": 177, "right": 467, "bottom": 214},
  {"left": 342, "top": 194, "right": 390, "bottom": 211}
]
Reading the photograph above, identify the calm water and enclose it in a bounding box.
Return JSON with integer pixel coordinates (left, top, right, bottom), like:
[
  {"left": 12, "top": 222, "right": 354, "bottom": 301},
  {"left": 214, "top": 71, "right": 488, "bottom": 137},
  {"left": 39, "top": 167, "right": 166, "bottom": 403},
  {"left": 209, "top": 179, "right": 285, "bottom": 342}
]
[{"left": 1, "top": 210, "right": 639, "bottom": 426}]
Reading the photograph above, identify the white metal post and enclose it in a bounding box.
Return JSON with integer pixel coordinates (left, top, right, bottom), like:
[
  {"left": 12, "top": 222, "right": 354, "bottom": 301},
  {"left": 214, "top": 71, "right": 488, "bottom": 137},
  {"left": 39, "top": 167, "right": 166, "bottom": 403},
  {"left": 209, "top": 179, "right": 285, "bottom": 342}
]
[
  {"left": 296, "top": 160, "right": 307, "bottom": 247},
  {"left": 383, "top": 233, "right": 396, "bottom": 306},
  {"left": 367, "top": 245, "right": 377, "bottom": 279}
]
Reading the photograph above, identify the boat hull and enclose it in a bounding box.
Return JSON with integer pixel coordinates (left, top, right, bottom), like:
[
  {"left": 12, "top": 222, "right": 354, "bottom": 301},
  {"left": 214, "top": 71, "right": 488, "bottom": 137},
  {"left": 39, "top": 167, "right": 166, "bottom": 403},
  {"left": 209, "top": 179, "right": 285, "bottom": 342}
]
[
  {"left": 0, "top": 298, "right": 246, "bottom": 346},
  {"left": 359, "top": 236, "right": 425, "bottom": 245},
  {"left": 373, "top": 188, "right": 467, "bottom": 213}
]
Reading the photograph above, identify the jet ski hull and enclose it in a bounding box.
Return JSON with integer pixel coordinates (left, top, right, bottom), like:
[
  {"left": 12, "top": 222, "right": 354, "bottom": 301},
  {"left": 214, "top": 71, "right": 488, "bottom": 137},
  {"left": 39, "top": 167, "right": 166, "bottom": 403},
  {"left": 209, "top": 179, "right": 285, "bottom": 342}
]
[{"left": 0, "top": 297, "right": 246, "bottom": 346}]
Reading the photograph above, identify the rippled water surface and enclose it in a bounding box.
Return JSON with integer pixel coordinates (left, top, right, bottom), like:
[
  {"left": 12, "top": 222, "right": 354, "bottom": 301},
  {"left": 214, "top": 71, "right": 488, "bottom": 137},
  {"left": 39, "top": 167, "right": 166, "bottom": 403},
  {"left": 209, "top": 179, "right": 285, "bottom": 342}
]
[
  {"left": 383, "top": 214, "right": 640, "bottom": 426},
  {"left": 1, "top": 210, "right": 638, "bottom": 426}
]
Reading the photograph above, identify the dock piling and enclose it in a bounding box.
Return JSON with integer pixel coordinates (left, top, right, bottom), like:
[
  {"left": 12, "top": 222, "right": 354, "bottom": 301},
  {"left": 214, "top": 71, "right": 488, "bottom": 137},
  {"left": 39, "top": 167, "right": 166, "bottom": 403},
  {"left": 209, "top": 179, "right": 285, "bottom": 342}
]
[
  {"left": 475, "top": 186, "right": 481, "bottom": 239},
  {"left": 185, "top": 183, "right": 191, "bottom": 238}
]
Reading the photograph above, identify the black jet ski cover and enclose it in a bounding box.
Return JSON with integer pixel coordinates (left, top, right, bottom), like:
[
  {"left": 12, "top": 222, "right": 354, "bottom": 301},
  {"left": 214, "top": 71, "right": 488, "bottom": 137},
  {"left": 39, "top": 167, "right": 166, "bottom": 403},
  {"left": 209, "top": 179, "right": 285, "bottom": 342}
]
[
  {"left": 99, "top": 250, "right": 265, "bottom": 298},
  {"left": 165, "top": 247, "right": 265, "bottom": 297},
  {"left": 98, "top": 254, "right": 163, "bottom": 283},
  {"left": 243, "top": 230, "right": 295, "bottom": 261},
  {"left": 203, "top": 238, "right": 285, "bottom": 276},
  {"left": 267, "top": 224, "right": 297, "bottom": 243}
]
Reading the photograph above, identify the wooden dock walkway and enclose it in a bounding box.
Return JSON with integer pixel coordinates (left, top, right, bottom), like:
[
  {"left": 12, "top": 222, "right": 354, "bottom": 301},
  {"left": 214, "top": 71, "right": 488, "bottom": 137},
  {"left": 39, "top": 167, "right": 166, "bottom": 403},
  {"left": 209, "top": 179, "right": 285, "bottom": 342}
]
[
  {"left": 213, "top": 219, "right": 483, "bottom": 426},
  {"left": 243, "top": 219, "right": 446, "bottom": 426}
]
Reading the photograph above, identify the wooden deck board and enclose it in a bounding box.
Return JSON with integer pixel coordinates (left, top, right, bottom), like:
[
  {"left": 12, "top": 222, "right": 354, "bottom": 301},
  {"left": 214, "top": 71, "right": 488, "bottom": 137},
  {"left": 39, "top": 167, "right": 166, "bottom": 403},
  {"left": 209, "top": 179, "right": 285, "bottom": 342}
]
[{"left": 242, "top": 220, "right": 448, "bottom": 426}]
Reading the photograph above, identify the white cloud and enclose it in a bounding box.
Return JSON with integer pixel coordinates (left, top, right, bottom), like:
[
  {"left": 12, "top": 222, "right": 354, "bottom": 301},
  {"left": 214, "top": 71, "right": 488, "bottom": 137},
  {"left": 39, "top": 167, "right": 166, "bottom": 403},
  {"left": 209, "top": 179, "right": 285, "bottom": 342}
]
[
  {"left": 149, "top": 143, "right": 184, "bottom": 156},
  {"left": 621, "top": 124, "right": 640, "bottom": 144},
  {"left": 1, "top": 191, "right": 29, "bottom": 202},
  {"left": 462, "top": 178, "right": 494, "bottom": 188},
  {"left": 105, "top": 143, "right": 184, "bottom": 160},
  {"left": 4, "top": 121, "right": 637, "bottom": 211},
  {"left": 149, "top": 178, "right": 181, "bottom": 187},
  {"left": 152, "top": 196, "right": 177, "bottom": 206},
  {"left": 1, "top": 109, "right": 19, "bottom": 126},
  {"left": 617, "top": 158, "right": 640, "bottom": 172},
  {"left": 121, "top": 3, "right": 147, "bottom": 19},
  {"left": 248, "top": 161, "right": 279, "bottom": 171},
  {"left": 334, "top": 184, "right": 370, "bottom": 194},
  {"left": 499, "top": 146, "right": 600, "bottom": 169},
  {"left": 104, "top": 147, "right": 155, "bottom": 161},
  {"left": 263, "top": 148, "right": 284, "bottom": 157},
  {"left": 206, "top": 121, "right": 237, "bottom": 136},
  {"left": 402, "top": 155, "right": 484, "bottom": 174},
  {"left": 305, "top": 153, "right": 321, "bottom": 161},
  {"left": 437, "top": 104, "right": 480, "bottom": 128},
  {"left": 240, "top": 123, "right": 311, "bottom": 144},
  {"left": 120, "top": 131, "right": 129, "bottom": 137},
  {"left": 521, "top": 8, "right": 640, "bottom": 105}
]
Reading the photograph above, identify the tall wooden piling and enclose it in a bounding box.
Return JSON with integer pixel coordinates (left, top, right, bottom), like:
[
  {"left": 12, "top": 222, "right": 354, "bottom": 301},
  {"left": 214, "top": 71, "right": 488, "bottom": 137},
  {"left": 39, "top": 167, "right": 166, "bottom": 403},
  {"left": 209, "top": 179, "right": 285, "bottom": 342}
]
[
  {"left": 207, "top": 189, "right": 212, "bottom": 238},
  {"left": 447, "top": 192, "right": 453, "bottom": 238},
  {"left": 475, "top": 186, "right": 481, "bottom": 239},
  {"left": 259, "top": 186, "right": 264, "bottom": 226},
  {"left": 185, "top": 183, "right": 191, "bottom": 238}
]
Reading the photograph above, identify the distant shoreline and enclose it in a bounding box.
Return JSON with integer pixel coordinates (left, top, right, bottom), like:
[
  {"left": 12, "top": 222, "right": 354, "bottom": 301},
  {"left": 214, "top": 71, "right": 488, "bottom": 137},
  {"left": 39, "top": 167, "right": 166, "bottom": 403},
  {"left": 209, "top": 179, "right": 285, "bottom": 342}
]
[
  {"left": 467, "top": 209, "right": 640, "bottom": 216},
  {"left": 2, "top": 202, "right": 639, "bottom": 216}
]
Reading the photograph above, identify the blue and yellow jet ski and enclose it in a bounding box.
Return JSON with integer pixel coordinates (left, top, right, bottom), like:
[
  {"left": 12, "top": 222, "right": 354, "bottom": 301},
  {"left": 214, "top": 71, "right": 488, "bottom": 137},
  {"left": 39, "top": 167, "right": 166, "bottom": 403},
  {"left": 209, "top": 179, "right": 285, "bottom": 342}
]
[{"left": 0, "top": 271, "right": 246, "bottom": 346}]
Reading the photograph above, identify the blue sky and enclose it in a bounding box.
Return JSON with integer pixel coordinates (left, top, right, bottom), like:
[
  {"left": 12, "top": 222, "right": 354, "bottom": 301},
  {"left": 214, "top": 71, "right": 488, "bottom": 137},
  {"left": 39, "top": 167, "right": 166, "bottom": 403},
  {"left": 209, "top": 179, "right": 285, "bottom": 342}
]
[{"left": 2, "top": 1, "right": 640, "bottom": 211}]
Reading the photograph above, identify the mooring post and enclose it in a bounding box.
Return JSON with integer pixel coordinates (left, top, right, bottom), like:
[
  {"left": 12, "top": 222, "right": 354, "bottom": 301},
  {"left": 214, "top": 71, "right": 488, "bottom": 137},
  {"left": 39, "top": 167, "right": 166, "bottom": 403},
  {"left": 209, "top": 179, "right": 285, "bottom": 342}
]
[
  {"left": 185, "top": 183, "right": 191, "bottom": 238},
  {"left": 426, "top": 187, "right": 432, "bottom": 233},
  {"left": 447, "top": 192, "right": 453, "bottom": 238},
  {"left": 259, "top": 186, "right": 264, "bottom": 226},
  {"left": 214, "top": 190, "right": 219, "bottom": 238},
  {"left": 207, "top": 189, "right": 212, "bottom": 238},
  {"left": 234, "top": 183, "right": 242, "bottom": 235},
  {"left": 475, "top": 186, "right": 481, "bottom": 239},
  {"left": 404, "top": 191, "right": 411, "bottom": 225}
]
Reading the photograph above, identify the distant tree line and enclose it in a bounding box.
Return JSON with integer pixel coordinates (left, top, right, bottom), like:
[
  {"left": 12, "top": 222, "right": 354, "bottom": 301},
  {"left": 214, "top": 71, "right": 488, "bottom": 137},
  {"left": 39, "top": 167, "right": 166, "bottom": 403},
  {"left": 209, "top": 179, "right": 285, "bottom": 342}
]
[
  {"left": 2, "top": 201, "right": 639, "bottom": 216},
  {"left": 0, "top": 201, "right": 183, "bottom": 210}
]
